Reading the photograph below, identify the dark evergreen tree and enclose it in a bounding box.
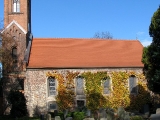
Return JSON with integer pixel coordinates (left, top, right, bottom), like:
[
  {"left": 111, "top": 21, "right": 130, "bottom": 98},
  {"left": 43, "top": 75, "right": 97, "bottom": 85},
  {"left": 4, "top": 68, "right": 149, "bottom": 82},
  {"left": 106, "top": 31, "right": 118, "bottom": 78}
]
[
  {"left": 7, "top": 90, "right": 28, "bottom": 118},
  {"left": 142, "top": 6, "right": 160, "bottom": 93}
]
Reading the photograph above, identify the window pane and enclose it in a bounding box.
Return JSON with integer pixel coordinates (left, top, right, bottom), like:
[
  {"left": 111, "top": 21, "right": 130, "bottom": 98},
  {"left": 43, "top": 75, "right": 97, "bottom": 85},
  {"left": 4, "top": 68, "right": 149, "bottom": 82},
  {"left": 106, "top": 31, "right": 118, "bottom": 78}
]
[
  {"left": 77, "top": 77, "right": 83, "bottom": 89},
  {"left": 129, "top": 76, "right": 137, "bottom": 94},
  {"left": 13, "top": 3, "right": 16, "bottom": 12},
  {"left": 77, "top": 100, "right": 85, "bottom": 108},
  {"left": 50, "top": 104, "right": 56, "bottom": 109},
  {"left": 48, "top": 77, "right": 56, "bottom": 96},
  {"left": 49, "top": 82, "right": 55, "bottom": 86},
  {"left": 103, "top": 79, "right": 110, "bottom": 94},
  {"left": 50, "top": 91, "right": 56, "bottom": 96},
  {"left": 17, "top": 3, "right": 20, "bottom": 12},
  {"left": 76, "top": 77, "right": 84, "bottom": 95},
  {"left": 12, "top": 48, "right": 17, "bottom": 58},
  {"left": 13, "top": 0, "right": 20, "bottom": 12}
]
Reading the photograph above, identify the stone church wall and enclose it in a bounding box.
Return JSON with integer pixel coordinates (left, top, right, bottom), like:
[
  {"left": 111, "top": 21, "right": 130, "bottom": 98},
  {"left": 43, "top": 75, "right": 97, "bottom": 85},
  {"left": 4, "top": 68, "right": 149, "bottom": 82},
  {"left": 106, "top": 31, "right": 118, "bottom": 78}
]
[{"left": 25, "top": 68, "right": 143, "bottom": 117}]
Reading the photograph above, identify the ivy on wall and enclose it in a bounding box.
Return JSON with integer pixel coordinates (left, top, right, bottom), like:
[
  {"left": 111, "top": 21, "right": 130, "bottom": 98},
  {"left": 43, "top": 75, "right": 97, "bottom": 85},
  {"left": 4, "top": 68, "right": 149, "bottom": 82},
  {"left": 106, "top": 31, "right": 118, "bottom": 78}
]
[
  {"left": 108, "top": 71, "right": 150, "bottom": 110},
  {"left": 46, "top": 70, "right": 150, "bottom": 111},
  {"left": 46, "top": 71, "right": 79, "bottom": 111},
  {"left": 109, "top": 71, "right": 130, "bottom": 109},
  {"left": 82, "top": 72, "right": 108, "bottom": 111},
  {"left": 128, "top": 73, "right": 151, "bottom": 110}
]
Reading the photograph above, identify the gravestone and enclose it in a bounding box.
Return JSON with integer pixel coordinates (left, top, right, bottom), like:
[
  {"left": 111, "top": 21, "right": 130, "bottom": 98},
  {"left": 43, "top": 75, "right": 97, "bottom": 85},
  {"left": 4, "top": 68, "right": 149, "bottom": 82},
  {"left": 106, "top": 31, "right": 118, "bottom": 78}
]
[
  {"left": 156, "top": 108, "right": 160, "bottom": 114},
  {"left": 141, "top": 104, "right": 150, "bottom": 117},
  {"left": 86, "top": 109, "right": 91, "bottom": 117},
  {"left": 99, "top": 109, "right": 107, "bottom": 118},
  {"left": 106, "top": 110, "right": 115, "bottom": 120},
  {"left": 117, "top": 106, "right": 125, "bottom": 119},
  {"left": 40, "top": 114, "right": 44, "bottom": 120},
  {"left": 55, "top": 116, "right": 61, "bottom": 120},
  {"left": 64, "top": 109, "right": 68, "bottom": 118},
  {"left": 150, "top": 114, "right": 160, "bottom": 120},
  {"left": 123, "top": 112, "right": 130, "bottom": 120},
  {"left": 46, "top": 113, "right": 51, "bottom": 120},
  {"left": 83, "top": 118, "right": 95, "bottom": 120},
  {"left": 54, "top": 110, "right": 58, "bottom": 116},
  {"left": 100, "top": 118, "right": 107, "bottom": 120},
  {"left": 65, "top": 117, "right": 73, "bottom": 120}
]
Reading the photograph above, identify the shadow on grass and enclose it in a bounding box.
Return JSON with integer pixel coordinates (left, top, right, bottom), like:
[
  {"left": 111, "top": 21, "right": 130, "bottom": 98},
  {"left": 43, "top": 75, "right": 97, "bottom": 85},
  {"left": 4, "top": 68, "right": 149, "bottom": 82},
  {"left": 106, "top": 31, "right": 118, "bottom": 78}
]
[{"left": 0, "top": 115, "right": 40, "bottom": 120}]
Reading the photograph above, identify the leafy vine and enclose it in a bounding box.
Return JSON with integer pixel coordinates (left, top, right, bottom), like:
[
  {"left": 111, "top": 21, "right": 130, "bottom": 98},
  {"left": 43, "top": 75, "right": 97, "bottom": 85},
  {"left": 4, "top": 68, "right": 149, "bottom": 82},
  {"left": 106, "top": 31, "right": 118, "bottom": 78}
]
[{"left": 46, "top": 70, "right": 150, "bottom": 111}]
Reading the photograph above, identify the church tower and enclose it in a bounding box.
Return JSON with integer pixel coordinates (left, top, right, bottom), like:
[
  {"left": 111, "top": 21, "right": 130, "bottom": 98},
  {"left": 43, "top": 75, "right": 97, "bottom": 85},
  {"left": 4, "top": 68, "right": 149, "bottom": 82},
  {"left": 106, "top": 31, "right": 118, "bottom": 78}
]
[
  {"left": 3, "top": 0, "right": 32, "bottom": 72},
  {"left": 4, "top": 0, "right": 31, "bottom": 32},
  {"left": 2, "top": 0, "right": 32, "bottom": 115}
]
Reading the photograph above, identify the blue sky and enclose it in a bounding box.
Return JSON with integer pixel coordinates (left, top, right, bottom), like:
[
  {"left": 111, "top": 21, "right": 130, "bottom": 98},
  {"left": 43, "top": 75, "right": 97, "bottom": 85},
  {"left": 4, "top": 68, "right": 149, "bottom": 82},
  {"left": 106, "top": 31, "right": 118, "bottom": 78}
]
[{"left": 0, "top": 0, "right": 160, "bottom": 46}]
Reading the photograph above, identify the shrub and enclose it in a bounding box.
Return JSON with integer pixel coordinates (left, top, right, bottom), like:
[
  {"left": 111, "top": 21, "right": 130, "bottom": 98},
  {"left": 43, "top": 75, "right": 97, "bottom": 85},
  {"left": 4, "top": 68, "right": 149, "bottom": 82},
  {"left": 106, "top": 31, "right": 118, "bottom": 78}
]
[
  {"left": 130, "top": 116, "right": 143, "bottom": 120},
  {"left": 73, "top": 112, "right": 85, "bottom": 120},
  {"left": 57, "top": 112, "right": 64, "bottom": 120}
]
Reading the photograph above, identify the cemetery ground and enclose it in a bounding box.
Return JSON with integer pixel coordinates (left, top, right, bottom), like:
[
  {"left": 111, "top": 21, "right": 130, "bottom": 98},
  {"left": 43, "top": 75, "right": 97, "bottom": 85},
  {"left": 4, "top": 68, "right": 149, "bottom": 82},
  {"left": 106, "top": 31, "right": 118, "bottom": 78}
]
[{"left": 1, "top": 105, "right": 160, "bottom": 120}]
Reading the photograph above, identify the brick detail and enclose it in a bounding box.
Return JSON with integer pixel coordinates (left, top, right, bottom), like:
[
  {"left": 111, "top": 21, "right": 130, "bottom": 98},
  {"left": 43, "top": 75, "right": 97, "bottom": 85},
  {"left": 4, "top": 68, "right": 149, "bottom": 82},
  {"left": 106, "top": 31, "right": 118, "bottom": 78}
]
[{"left": 4, "top": 0, "right": 29, "bottom": 32}]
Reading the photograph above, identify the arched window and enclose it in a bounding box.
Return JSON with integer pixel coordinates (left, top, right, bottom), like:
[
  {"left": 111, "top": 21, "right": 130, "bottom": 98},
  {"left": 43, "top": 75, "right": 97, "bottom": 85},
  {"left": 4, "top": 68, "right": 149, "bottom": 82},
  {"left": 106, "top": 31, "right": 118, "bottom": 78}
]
[
  {"left": 76, "top": 76, "right": 84, "bottom": 95},
  {"left": 12, "top": 47, "right": 17, "bottom": 58},
  {"left": 48, "top": 77, "right": 56, "bottom": 96},
  {"left": 13, "top": 0, "right": 20, "bottom": 12},
  {"left": 103, "top": 77, "right": 110, "bottom": 94},
  {"left": 129, "top": 75, "right": 137, "bottom": 94}
]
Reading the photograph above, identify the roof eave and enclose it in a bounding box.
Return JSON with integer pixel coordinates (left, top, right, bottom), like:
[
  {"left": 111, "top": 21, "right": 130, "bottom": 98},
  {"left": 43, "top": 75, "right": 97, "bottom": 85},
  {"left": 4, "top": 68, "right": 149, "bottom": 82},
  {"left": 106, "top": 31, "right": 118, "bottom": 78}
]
[{"left": 27, "top": 66, "right": 144, "bottom": 69}]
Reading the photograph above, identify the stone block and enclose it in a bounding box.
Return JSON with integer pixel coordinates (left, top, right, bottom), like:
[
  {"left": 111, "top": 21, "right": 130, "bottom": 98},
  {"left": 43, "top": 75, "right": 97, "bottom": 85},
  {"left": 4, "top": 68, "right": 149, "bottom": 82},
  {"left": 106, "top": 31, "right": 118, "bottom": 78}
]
[
  {"left": 83, "top": 118, "right": 94, "bottom": 120},
  {"left": 100, "top": 118, "right": 107, "bottom": 120},
  {"left": 99, "top": 108, "right": 107, "bottom": 118},
  {"left": 65, "top": 117, "right": 73, "bottom": 120},
  {"left": 86, "top": 109, "right": 91, "bottom": 117},
  {"left": 55, "top": 116, "right": 61, "bottom": 120},
  {"left": 156, "top": 108, "right": 160, "bottom": 114},
  {"left": 46, "top": 113, "right": 51, "bottom": 120},
  {"left": 64, "top": 109, "right": 68, "bottom": 118},
  {"left": 150, "top": 114, "right": 160, "bottom": 120}
]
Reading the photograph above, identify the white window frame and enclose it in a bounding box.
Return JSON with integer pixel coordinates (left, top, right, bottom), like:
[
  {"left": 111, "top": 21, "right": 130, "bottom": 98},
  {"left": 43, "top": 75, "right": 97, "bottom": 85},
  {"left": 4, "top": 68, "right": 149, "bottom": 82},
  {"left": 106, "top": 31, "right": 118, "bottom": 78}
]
[
  {"left": 13, "top": 0, "right": 20, "bottom": 12},
  {"left": 48, "top": 77, "right": 57, "bottom": 96}
]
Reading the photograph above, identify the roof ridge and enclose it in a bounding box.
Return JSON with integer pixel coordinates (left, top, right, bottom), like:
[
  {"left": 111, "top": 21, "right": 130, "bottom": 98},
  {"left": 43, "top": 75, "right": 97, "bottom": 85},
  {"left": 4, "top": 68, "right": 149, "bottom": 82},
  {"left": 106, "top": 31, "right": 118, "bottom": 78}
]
[{"left": 33, "top": 37, "right": 139, "bottom": 41}]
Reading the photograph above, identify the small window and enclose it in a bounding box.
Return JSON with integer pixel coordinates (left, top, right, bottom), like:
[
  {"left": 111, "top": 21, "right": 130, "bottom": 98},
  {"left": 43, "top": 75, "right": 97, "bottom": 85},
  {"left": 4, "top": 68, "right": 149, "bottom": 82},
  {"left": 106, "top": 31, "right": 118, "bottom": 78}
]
[
  {"left": 50, "top": 103, "right": 56, "bottom": 109},
  {"left": 12, "top": 47, "right": 17, "bottom": 58},
  {"left": 76, "top": 76, "right": 84, "bottom": 95},
  {"left": 13, "top": 0, "right": 20, "bottom": 12},
  {"left": 103, "top": 78, "right": 110, "bottom": 94},
  {"left": 48, "top": 101, "right": 57, "bottom": 110},
  {"left": 129, "top": 75, "right": 137, "bottom": 94},
  {"left": 48, "top": 77, "right": 56, "bottom": 96},
  {"left": 77, "top": 100, "right": 85, "bottom": 108}
]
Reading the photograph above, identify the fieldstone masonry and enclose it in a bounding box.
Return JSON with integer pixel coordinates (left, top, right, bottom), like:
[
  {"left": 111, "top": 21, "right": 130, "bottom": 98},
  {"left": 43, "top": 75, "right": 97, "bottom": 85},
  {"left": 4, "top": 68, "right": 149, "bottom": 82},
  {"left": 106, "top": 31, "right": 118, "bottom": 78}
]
[{"left": 25, "top": 68, "right": 143, "bottom": 116}]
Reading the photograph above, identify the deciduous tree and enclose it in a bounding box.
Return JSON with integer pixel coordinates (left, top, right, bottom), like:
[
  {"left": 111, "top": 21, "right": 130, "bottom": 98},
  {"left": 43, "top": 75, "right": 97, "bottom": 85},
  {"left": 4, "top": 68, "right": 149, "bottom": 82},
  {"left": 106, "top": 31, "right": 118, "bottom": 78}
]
[
  {"left": 0, "top": 28, "right": 25, "bottom": 114},
  {"left": 93, "top": 31, "right": 113, "bottom": 39}
]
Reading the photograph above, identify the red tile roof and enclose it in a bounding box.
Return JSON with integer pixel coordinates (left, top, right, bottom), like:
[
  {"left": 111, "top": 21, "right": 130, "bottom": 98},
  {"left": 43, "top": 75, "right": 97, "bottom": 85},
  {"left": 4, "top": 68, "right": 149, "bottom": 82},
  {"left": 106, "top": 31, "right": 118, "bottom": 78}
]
[{"left": 27, "top": 38, "right": 144, "bottom": 68}]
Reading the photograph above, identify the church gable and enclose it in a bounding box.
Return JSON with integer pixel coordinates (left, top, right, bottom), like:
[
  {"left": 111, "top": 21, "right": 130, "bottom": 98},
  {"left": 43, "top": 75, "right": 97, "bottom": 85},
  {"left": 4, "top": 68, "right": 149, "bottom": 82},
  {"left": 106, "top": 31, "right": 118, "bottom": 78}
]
[{"left": 2, "top": 20, "right": 27, "bottom": 34}]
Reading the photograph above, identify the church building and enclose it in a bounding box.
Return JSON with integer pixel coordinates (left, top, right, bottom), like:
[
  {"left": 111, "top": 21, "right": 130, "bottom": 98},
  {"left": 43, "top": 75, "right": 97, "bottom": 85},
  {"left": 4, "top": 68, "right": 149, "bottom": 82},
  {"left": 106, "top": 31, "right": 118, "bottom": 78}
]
[{"left": 2, "top": 0, "right": 147, "bottom": 117}]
